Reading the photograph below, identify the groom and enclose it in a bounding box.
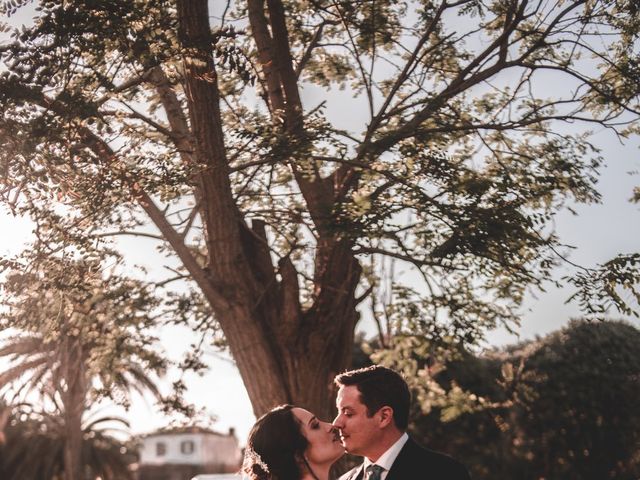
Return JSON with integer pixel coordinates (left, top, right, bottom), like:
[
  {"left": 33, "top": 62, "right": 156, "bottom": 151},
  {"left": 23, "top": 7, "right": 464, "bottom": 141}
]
[{"left": 333, "top": 365, "right": 471, "bottom": 480}]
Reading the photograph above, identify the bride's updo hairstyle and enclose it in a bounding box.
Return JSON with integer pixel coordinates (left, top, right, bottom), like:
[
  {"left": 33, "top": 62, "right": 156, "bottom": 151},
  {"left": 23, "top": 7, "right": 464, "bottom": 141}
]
[{"left": 243, "top": 404, "right": 309, "bottom": 480}]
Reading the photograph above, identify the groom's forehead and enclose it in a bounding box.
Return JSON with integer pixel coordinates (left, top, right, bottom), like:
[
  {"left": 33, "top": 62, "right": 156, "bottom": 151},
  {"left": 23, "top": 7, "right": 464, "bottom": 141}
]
[{"left": 337, "top": 385, "right": 363, "bottom": 406}]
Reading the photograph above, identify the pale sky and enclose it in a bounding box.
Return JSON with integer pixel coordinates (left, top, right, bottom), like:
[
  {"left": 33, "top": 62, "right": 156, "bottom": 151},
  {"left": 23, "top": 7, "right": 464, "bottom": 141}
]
[{"left": 1, "top": 3, "right": 639, "bottom": 447}]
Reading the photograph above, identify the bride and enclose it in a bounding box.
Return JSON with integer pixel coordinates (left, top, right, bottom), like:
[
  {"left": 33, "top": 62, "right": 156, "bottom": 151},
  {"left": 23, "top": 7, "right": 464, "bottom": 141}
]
[{"left": 242, "top": 404, "right": 345, "bottom": 480}]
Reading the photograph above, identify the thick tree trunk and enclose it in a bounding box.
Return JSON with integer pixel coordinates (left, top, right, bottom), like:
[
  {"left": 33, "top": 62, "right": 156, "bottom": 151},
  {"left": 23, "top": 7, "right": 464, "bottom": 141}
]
[
  {"left": 201, "top": 234, "right": 362, "bottom": 419},
  {"left": 201, "top": 224, "right": 360, "bottom": 420},
  {"left": 219, "top": 285, "right": 360, "bottom": 419},
  {"left": 175, "top": 0, "right": 362, "bottom": 420},
  {"left": 176, "top": 0, "right": 290, "bottom": 416}
]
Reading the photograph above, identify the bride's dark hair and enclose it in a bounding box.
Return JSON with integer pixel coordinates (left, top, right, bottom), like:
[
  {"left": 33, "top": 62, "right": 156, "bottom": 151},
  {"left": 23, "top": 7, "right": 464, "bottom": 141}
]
[{"left": 243, "top": 404, "right": 309, "bottom": 480}]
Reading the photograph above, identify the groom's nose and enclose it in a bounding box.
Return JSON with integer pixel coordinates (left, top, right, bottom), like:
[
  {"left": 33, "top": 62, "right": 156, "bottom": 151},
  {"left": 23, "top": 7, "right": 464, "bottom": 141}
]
[{"left": 332, "top": 414, "right": 344, "bottom": 428}]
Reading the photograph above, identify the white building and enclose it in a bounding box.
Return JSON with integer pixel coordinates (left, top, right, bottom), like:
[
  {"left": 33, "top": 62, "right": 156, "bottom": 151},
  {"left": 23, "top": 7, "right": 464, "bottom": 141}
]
[{"left": 138, "top": 426, "right": 242, "bottom": 480}]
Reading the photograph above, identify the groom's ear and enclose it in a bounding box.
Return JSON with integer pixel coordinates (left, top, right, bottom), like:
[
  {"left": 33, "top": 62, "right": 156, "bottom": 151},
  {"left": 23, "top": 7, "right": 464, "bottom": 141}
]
[{"left": 377, "top": 406, "right": 394, "bottom": 428}]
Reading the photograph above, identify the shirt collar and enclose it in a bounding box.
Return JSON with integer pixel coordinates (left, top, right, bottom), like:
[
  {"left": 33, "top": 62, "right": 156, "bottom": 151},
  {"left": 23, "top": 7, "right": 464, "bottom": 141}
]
[{"left": 363, "top": 432, "right": 409, "bottom": 473}]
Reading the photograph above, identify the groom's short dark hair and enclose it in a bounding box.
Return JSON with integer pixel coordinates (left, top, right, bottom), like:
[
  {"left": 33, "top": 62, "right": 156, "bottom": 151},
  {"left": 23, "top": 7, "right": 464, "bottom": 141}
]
[{"left": 335, "top": 365, "right": 410, "bottom": 430}]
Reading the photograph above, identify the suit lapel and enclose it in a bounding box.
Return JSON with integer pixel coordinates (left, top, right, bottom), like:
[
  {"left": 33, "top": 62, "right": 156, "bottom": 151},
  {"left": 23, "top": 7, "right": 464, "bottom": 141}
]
[
  {"left": 385, "top": 438, "right": 418, "bottom": 480},
  {"left": 351, "top": 464, "right": 365, "bottom": 480}
]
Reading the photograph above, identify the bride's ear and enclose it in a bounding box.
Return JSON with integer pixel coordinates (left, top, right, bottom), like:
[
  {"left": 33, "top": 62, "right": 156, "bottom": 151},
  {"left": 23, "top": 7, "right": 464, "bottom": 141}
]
[{"left": 297, "top": 452, "right": 309, "bottom": 470}]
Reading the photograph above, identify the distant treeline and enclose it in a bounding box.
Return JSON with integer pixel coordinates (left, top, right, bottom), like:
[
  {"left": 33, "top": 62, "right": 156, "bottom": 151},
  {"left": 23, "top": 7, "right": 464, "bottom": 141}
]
[{"left": 373, "top": 319, "right": 640, "bottom": 480}]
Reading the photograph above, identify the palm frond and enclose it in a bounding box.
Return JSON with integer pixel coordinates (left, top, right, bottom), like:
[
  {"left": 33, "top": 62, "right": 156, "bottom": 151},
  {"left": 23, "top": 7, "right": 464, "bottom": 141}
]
[
  {"left": 83, "top": 415, "right": 130, "bottom": 431},
  {"left": 0, "top": 335, "right": 45, "bottom": 358},
  {"left": 125, "top": 364, "right": 162, "bottom": 400},
  {"left": 0, "top": 357, "right": 48, "bottom": 389}
]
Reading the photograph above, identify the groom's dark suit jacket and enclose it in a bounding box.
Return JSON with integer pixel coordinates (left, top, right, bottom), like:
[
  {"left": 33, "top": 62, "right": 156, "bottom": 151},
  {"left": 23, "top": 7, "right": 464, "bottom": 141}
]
[{"left": 338, "top": 437, "right": 471, "bottom": 480}]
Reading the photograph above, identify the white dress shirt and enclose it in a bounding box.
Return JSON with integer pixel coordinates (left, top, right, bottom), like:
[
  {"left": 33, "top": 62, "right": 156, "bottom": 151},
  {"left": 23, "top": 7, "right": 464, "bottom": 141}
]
[{"left": 363, "top": 432, "right": 409, "bottom": 480}]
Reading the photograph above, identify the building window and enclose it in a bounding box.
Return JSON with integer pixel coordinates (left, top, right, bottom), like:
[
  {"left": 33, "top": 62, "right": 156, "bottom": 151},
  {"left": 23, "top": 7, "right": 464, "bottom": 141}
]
[
  {"left": 156, "top": 441, "right": 167, "bottom": 456},
  {"left": 181, "top": 440, "right": 195, "bottom": 455}
]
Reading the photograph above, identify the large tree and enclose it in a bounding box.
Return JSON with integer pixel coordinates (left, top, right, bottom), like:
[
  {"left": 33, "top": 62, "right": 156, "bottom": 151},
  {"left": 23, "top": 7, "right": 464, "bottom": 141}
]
[{"left": 0, "top": 0, "right": 638, "bottom": 420}]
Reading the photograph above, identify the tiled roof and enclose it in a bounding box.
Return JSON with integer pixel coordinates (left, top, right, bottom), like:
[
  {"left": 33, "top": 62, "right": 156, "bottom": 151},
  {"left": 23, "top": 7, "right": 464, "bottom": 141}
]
[{"left": 145, "top": 425, "right": 228, "bottom": 437}]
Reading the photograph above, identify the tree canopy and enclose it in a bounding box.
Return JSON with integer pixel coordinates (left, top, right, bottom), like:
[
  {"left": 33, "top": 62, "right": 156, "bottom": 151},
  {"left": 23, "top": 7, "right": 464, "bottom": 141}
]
[{"left": 0, "top": 0, "right": 639, "bottom": 416}]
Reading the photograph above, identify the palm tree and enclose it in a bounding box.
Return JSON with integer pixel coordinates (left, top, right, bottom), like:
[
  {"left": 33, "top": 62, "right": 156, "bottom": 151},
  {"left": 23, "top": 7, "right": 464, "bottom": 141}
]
[
  {"left": 0, "top": 255, "right": 166, "bottom": 480},
  {"left": 0, "top": 334, "right": 160, "bottom": 480},
  {"left": 1, "top": 405, "right": 137, "bottom": 480}
]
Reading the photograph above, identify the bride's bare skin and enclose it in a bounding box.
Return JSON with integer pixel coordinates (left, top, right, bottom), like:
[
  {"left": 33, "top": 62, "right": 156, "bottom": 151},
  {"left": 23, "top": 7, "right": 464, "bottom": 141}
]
[
  {"left": 292, "top": 407, "right": 344, "bottom": 480},
  {"left": 243, "top": 404, "right": 344, "bottom": 480}
]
